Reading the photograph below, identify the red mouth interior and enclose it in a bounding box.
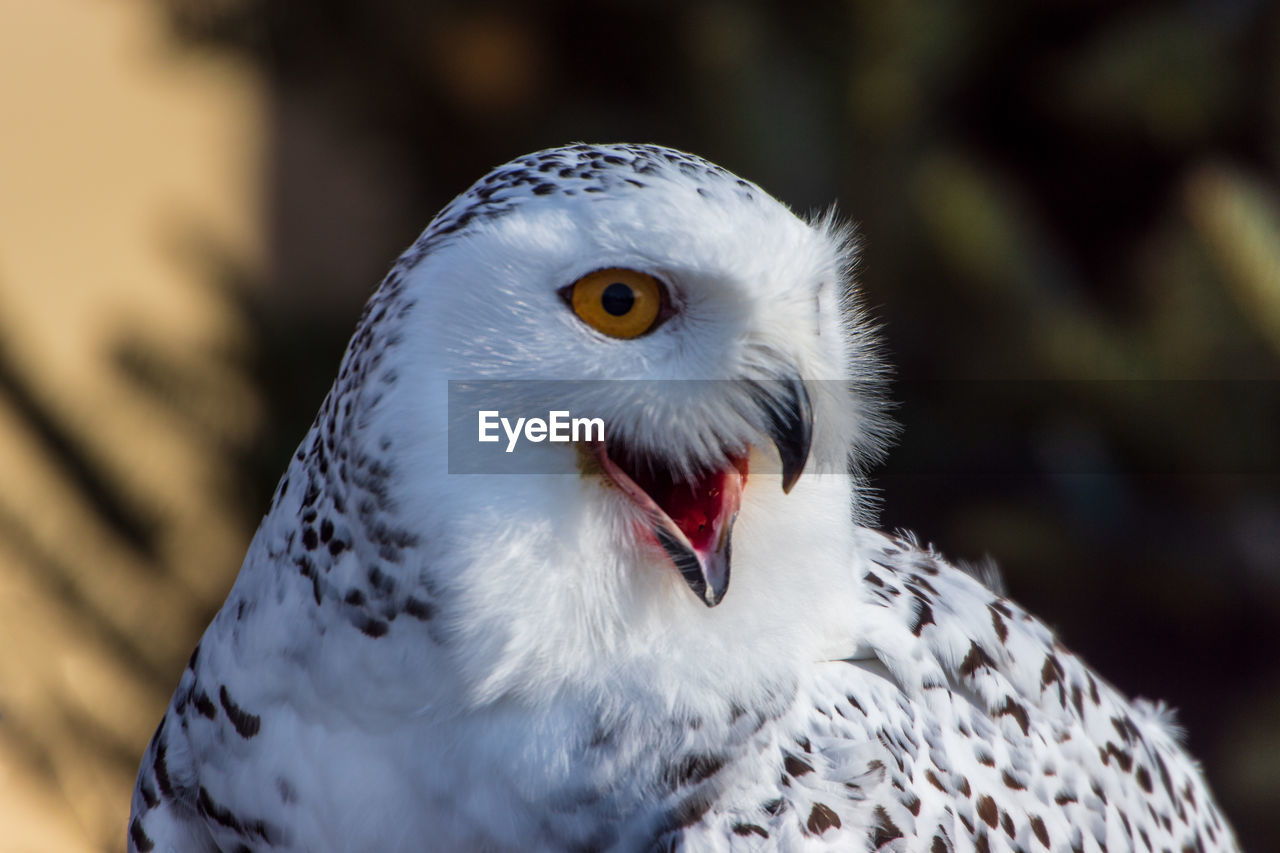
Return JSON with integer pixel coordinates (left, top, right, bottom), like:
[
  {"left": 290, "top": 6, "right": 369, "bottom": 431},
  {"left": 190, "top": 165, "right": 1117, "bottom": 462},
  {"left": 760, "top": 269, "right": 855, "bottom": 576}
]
[{"left": 611, "top": 448, "right": 748, "bottom": 552}]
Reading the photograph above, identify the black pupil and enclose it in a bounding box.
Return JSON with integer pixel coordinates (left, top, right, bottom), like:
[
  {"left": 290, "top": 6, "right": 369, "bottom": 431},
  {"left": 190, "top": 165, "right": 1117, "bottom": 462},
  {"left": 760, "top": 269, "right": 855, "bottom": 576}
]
[{"left": 600, "top": 282, "right": 635, "bottom": 316}]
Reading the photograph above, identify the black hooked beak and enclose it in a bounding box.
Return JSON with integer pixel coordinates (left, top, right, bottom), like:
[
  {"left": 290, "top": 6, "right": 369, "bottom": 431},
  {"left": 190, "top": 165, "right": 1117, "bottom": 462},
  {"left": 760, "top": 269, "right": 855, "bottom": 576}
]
[
  {"left": 747, "top": 375, "right": 814, "bottom": 493},
  {"left": 590, "top": 375, "right": 813, "bottom": 609}
]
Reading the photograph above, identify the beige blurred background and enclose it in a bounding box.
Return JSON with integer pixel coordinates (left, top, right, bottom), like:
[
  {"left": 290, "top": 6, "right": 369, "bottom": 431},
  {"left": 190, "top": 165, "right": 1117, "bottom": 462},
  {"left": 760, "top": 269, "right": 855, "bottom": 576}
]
[
  {"left": 0, "top": 1, "right": 262, "bottom": 848},
  {"left": 1, "top": 0, "right": 1278, "bottom": 850}
]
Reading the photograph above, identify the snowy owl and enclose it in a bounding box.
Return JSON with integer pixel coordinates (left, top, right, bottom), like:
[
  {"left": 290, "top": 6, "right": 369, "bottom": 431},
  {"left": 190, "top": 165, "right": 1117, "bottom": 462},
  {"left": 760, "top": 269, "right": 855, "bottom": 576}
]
[{"left": 128, "top": 144, "right": 1238, "bottom": 852}]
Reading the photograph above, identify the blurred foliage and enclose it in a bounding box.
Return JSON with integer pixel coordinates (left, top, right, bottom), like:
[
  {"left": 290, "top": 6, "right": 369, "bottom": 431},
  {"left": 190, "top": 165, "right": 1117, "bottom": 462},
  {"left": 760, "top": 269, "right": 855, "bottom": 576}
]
[{"left": 5, "top": 0, "right": 1276, "bottom": 847}]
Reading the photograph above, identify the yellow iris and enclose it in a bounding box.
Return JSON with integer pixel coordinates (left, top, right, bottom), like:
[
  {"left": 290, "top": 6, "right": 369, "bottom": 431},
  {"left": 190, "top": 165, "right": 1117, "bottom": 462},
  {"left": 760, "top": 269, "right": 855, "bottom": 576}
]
[{"left": 567, "top": 268, "right": 664, "bottom": 339}]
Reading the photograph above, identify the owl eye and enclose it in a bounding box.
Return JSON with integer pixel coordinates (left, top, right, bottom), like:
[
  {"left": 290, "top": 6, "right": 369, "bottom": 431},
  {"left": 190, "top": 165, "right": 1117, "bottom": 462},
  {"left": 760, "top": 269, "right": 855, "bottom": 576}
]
[{"left": 561, "top": 268, "right": 668, "bottom": 339}]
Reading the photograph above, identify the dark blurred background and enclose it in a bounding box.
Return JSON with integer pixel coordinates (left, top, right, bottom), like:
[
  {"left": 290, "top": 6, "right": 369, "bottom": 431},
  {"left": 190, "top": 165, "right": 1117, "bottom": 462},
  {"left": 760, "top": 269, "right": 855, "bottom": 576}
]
[{"left": 1, "top": 0, "right": 1276, "bottom": 849}]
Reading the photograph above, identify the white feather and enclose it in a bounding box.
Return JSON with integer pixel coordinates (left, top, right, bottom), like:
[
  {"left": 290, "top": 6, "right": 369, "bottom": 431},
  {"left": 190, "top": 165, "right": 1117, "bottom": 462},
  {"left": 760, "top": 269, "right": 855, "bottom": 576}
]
[{"left": 128, "top": 144, "right": 1237, "bottom": 853}]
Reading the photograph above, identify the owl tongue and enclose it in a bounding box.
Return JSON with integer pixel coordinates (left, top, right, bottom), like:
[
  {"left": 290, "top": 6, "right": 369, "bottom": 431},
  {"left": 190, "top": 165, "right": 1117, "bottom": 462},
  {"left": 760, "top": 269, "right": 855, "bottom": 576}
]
[
  {"left": 592, "top": 443, "right": 747, "bottom": 607},
  {"left": 640, "top": 460, "right": 747, "bottom": 554}
]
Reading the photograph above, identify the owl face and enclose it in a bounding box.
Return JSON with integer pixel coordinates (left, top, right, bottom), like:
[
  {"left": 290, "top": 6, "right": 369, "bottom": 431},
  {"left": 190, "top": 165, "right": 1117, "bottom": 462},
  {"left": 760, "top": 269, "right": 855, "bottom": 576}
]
[{"left": 344, "top": 145, "right": 883, "bottom": 700}]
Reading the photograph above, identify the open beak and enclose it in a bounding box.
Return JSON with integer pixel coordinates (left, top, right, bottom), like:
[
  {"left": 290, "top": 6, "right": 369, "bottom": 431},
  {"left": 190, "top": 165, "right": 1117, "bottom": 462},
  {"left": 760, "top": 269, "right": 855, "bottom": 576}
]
[
  {"left": 748, "top": 375, "right": 813, "bottom": 495},
  {"left": 592, "top": 377, "right": 813, "bottom": 607}
]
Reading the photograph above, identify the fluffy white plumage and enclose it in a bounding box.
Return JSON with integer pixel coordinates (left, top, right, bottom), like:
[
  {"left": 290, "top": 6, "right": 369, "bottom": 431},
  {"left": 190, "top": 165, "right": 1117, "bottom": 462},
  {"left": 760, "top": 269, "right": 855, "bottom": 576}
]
[{"left": 129, "top": 143, "right": 1238, "bottom": 852}]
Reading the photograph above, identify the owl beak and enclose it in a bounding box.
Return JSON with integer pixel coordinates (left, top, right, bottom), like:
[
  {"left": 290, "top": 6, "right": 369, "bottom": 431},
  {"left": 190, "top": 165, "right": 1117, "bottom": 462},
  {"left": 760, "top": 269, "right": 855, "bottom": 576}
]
[
  {"left": 590, "top": 441, "right": 746, "bottom": 607},
  {"left": 588, "top": 376, "right": 813, "bottom": 608},
  {"left": 649, "top": 464, "right": 744, "bottom": 608},
  {"left": 751, "top": 375, "right": 813, "bottom": 494}
]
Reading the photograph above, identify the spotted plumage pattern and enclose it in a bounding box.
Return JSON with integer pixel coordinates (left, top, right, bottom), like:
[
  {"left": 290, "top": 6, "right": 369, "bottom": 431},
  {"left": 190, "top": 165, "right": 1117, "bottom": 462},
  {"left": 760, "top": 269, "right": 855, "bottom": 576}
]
[
  {"left": 129, "top": 144, "right": 1237, "bottom": 852},
  {"left": 672, "top": 529, "right": 1233, "bottom": 851}
]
